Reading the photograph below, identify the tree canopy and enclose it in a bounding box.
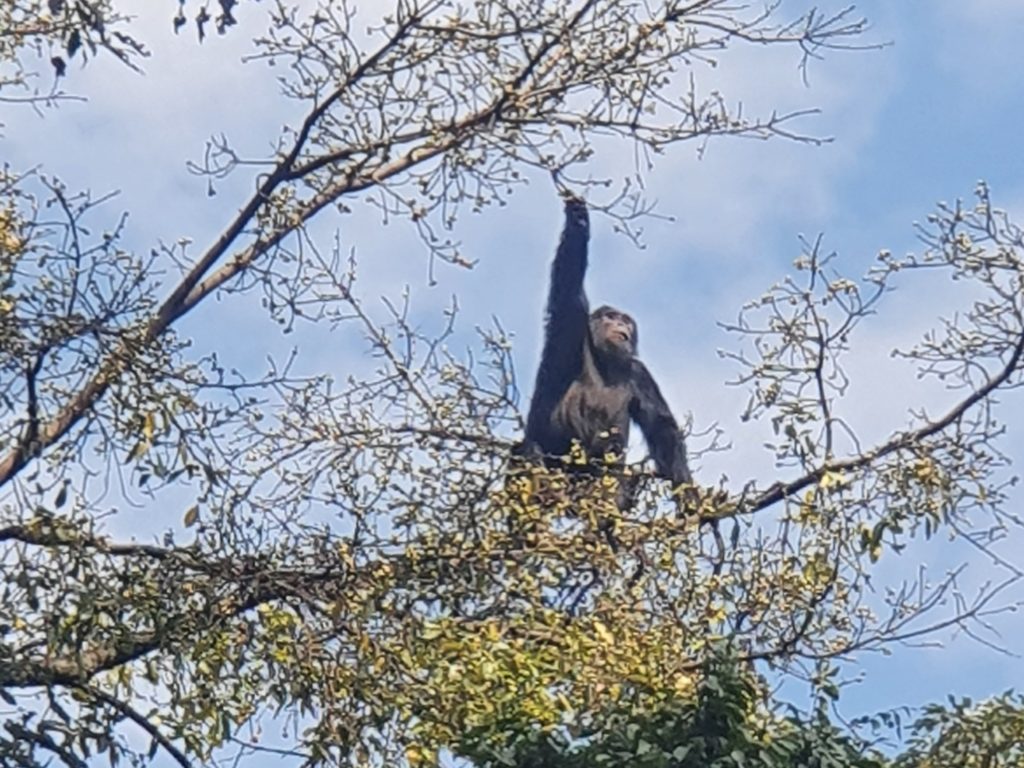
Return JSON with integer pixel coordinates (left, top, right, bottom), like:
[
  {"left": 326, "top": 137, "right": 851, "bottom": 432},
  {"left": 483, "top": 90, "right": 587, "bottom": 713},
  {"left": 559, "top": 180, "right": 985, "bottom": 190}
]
[{"left": 1, "top": 1, "right": 1023, "bottom": 766}]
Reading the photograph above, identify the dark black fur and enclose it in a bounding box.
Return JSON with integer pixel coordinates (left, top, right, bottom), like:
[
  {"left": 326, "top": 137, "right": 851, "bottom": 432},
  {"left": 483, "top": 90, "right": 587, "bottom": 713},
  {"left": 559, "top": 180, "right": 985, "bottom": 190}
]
[{"left": 521, "top": 197, "right": 693, "bottom": 500}]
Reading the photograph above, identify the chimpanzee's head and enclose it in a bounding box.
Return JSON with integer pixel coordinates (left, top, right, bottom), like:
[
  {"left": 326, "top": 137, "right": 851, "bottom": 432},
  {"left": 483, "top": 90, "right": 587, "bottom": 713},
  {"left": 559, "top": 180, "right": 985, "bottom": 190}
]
[{"left": 590, "top": 305, "right": 637, "bottom": 362}]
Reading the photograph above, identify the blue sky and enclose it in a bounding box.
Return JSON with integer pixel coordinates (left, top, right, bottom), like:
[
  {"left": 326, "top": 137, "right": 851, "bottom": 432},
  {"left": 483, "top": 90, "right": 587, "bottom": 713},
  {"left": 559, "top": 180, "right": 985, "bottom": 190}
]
[{"left": 5, "top": 0, "right": 1024, "bottom": 742}]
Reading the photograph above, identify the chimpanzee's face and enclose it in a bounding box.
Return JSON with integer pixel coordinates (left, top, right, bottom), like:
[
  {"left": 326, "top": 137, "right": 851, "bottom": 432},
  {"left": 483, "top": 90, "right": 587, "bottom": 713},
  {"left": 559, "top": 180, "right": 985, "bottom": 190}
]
[{"left": 590, "top": 305, "right": 637, "bottom": 360}]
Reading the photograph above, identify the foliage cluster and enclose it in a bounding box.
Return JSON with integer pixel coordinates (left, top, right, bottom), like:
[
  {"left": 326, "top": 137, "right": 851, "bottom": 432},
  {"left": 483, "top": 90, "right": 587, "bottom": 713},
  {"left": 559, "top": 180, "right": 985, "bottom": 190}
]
[{"left": 0, "top": 2, "right": 1022, "bottom": 767}]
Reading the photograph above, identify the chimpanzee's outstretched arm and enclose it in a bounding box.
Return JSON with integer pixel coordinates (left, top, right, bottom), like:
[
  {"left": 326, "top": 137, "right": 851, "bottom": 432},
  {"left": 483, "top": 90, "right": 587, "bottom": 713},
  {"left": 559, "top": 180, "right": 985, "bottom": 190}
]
[
  {"left": 629, "top": 361, "right": 693, "bottom": 486},
  {"left": 523, "top": 198, "right": 591, "bottom": 447},
  {"left": 541, "top": 196, "right": 590, "bottom": 369}
]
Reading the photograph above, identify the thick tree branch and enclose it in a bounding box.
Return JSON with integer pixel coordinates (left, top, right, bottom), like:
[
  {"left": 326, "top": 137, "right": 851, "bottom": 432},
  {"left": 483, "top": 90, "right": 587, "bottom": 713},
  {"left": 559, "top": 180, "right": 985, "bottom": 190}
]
[{"left": 735, "top": 327, "right": 1024, "bottom": 518}]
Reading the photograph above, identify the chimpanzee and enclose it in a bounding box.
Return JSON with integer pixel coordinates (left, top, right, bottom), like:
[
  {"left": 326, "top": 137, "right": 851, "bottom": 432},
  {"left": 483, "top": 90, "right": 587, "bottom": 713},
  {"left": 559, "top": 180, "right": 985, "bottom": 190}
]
[{"left": 519, "top": 195, "right": 694, "bottom": 508}]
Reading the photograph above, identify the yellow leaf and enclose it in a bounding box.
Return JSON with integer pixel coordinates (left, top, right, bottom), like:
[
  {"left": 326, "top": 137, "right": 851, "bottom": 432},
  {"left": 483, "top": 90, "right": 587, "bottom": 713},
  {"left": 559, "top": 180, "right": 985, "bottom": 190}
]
[
  {"left": 405, "top": 744, "right": 434, "bottom": 766},
  {"left": 706, "top": 604, "right": 727, "bottom": 623},
  {"left": 125, "top": 440, "right": 149, "bottom": 463},
  {"left": 143, "top": 412, "right": 155, "bottom": 442},
  {"left": 420, "top": 622, "right": 443, "bottom": 640},
  {"left": 183, "top": 505, "right": 199, "bottom": 527},
  {"left": 819, "top": 470, "right": 846, "bottom": 491}
]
